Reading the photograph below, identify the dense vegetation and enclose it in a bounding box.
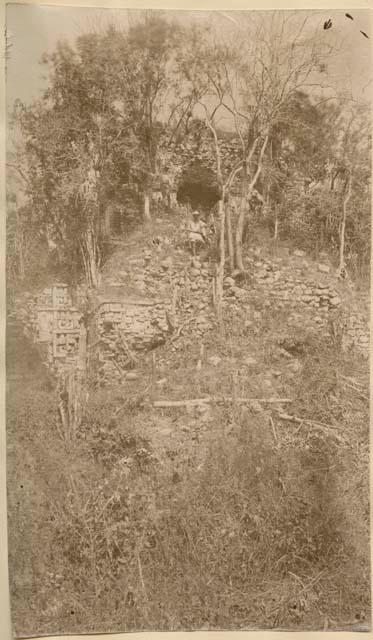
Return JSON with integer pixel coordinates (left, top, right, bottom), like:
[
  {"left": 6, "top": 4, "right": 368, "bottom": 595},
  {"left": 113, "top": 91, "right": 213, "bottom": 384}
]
[
  {"left": 7, "top": 11, "right": 371, "bottom": 289},
  {"left": 7, "top": 287, "right": 370, "bottom": 634},
  {"left": 6, "top": 9, "right": 371, "bottom": 636}
]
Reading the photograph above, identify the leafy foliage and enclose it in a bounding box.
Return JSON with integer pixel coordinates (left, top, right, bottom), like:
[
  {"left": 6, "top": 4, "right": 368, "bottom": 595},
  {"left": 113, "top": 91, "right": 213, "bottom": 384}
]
[
  {"left": 8, "top": 12, "right": 371, "bottom": 285},
  {"left": 10, "top": 18, "right": 186, "bottom": 286}
]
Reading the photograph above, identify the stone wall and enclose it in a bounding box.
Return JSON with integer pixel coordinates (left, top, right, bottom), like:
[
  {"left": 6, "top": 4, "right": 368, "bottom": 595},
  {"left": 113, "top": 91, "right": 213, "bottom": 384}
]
[
  {"left": 14, "top": 245, "right": 369, "bottom": 386},
  {"left": 90, "top": 288, "right": 169, "bottom": 384},
  {"left": 160, "top": 124, "right": 242, "bottom": 191},
  {"left": 173, "top": 249, "right": 369, "bottom": 355},
  {"left": 234, "top": 251, "right": 369, "bottom": 354},
  {"left": 15, "top": 283, "right": 171, "bottom": 383}
]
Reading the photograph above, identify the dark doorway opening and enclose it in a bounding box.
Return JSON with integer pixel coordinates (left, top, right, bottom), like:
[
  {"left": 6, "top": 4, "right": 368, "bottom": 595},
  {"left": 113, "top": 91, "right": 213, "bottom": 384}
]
[{"left": 177, "top": 162, "right": 220, "bottom": 211}]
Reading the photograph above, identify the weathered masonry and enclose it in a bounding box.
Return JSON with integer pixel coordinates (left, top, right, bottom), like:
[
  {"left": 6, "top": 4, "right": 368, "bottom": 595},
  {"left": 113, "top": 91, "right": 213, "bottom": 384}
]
[
  {"left": 18, "top": 285, "right": 84, "bottom": 374},
  {"left": 89, "top": 286, "right": 169, "bottom": 384},
  {"left": 16, "top": 283, "right": 170, "bottom": 383},
  {"left": 15, "top": 249, "right": 369, "bottom": 386}
]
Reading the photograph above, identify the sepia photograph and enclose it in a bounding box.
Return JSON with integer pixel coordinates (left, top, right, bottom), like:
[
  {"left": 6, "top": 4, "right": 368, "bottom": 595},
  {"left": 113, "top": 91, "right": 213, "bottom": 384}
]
[{"left": 5, "top": 4, "right": 372, "bottom": 636}]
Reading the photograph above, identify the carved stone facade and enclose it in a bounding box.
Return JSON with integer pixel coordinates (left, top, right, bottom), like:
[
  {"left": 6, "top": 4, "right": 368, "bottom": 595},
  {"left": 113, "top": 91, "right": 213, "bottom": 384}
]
[
  {"left": 18, "top": 285, "right": 83, "bottom": 373},
  {"left": 16, "top": 283, "right": 170, "bottom": 384}
]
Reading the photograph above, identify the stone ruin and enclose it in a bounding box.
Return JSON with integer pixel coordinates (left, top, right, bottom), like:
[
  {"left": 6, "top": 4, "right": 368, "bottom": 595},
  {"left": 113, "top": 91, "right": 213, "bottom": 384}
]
[
  {"left": 16, "top": 283, "right": 170, "bottom": 384},
  {"left": 17, "top": 285, "right": 84, "bottom": 374},
  {"left": 90, "top": 286, "right": 170, "bottom": 383},
  {"left": 14, "top": 245, "right": 369, "bottom": 388},
  {"left": 234, "top": 252, "right": 370, "bottom": 354}
]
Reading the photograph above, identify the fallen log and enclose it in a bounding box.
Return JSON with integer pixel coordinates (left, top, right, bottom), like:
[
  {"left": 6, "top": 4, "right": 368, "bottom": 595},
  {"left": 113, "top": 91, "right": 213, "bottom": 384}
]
[
  {"left": 153, "top": 397, "right": 292, "bottom": 408},
  {"left": 275, "top": 411, "right": 344, "bottom": 443}
]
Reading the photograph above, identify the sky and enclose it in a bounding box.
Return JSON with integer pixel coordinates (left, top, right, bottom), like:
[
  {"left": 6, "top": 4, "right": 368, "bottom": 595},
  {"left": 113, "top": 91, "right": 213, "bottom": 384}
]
[{"left": 5, "top": 4, "right": 372, "bottom": 110}]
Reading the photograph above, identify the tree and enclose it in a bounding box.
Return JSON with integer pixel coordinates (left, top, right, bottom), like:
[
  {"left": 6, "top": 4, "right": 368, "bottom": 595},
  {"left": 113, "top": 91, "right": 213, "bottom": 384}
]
[
  {"left": 9, "top": 12, "right": 369, "bottom": 293},
  {"left": 330, "top": 101, "right": 371, "bottom": 277},
  {"left": 177, "top": 25, "right": 242, "bottom": 320},
  {"left": 262, "top": 93, "right": 370, "bottom": 280},
  {"left": 219, "top": 12, "right": 339, "bottom": 270},
  {"left": 10, "top": 15, "right": 191, "bottom": 285},
  {"left": 11, "top": 29, "right": 142, "bottom": 287},
  {"left": 178, "top": 12, "right": 338, "bottom": 279},
  {"left": 126, "top": 12, "right": 186, "bottom": 220},
  {"left": 261, "top": 93, "right": 342, "bottom": 245}
]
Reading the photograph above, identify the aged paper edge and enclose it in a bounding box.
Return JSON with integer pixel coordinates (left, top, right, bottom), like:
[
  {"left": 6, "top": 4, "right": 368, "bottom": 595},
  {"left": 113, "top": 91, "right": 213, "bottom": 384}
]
[{"left": 0, "top": 1, "right": 372, "bottom": 639}]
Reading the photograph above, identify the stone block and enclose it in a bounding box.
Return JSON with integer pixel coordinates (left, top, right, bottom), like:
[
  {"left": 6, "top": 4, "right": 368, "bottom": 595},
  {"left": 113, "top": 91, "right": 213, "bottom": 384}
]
[
  {"left": 190, "top": 268, "right": 200, "bottom": 278},
  {"left": 161, "top": 257, "right": 173, "bottom": 270},
  {"left": 126, "top": 372, "right": 138, "bottom": 381},
  {"left": 318, "top": 264, "right": 330, "bottom": 273},
  {"left": 224, "top": 277, "right": 235, "bottom": 288},
  {"left": 329, "top": 296, "right": 341, "bottom": 307},
  {"left": 257, "top": 270, "right": 268, "bottom": 279}
]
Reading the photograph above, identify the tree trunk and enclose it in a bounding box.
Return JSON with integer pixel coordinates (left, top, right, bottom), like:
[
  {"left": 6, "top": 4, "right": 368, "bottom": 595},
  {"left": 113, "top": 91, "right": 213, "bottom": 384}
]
[
  {"left": 235, "top": 159, "right": 248, "bottom": 272},
  {"left": 215, "top": 197, "right": 225, "bottom": 325},
  {"left": 235, "top": 203, "right": 246, "bottom": 272},
  {"left": 204, "top": 112, "right": 225, "bottom": 322},
  {"left": 235, "top": 135, "right": 269, "bottom": 271},
  {"left": 104, "top": 206, "right": 113, "bottom": 237},
  {"left": 273, "top": 208, "right": 279, "bottom": 240},
  {"left": 226, "top": 202, "right": 235, "bottom": 272},
  {"left": 144, "top": 190, "right": 151, "bottom": 221},
  {"left": 339, "top": 172, "right": 352, "bottom": 272},
  {"left": 81, "top": 225, "right": 101, "bottom": 289}
]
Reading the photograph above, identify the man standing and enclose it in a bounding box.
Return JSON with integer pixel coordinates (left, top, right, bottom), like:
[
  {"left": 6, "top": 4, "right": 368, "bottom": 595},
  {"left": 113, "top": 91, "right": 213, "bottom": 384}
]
[
  {"left": 161, "top": 166, "right": 176, "bottom": 209},
  {"left": 188, "top": 210, "right": 207, "bottom": 256}
]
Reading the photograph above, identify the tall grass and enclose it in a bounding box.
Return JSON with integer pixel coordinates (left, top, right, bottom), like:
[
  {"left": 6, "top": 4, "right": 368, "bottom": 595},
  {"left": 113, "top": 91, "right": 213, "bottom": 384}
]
[{"left": 7, "top": 333, "right": 370, "bottom": 635}]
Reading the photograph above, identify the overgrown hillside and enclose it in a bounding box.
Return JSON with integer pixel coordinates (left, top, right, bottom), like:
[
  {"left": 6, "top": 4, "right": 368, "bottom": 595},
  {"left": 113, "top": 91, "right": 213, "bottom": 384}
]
[
  {"left": 7, "top": 215, "right": 370, "bottom": 635},
  {"left": 6, "top": 8, "right": 371, "bottom": 637}
]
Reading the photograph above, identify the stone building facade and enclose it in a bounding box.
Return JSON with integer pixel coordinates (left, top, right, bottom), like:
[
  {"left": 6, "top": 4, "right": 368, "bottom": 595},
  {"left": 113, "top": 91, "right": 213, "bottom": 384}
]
[{"left": 16, "top": 283, "right": 170, "bottom": 384}]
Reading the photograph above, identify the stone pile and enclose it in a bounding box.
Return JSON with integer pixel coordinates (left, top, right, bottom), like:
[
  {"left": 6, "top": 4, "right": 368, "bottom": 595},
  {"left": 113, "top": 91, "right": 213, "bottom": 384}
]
[
  {"left": 220, "top": 250, "right": 369, "bottom": 354},
  {"left": 103, "top": 233, "right": 216, "bottom": 345},
  {"left": 251, "top": 264, "right": 341, "bottom": 310},
  {"left": 170, "top": 257, "right": 216, "bottom": 343},
  {"left": 341, "top": 311, "right": 370, "bottom": 352}
]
